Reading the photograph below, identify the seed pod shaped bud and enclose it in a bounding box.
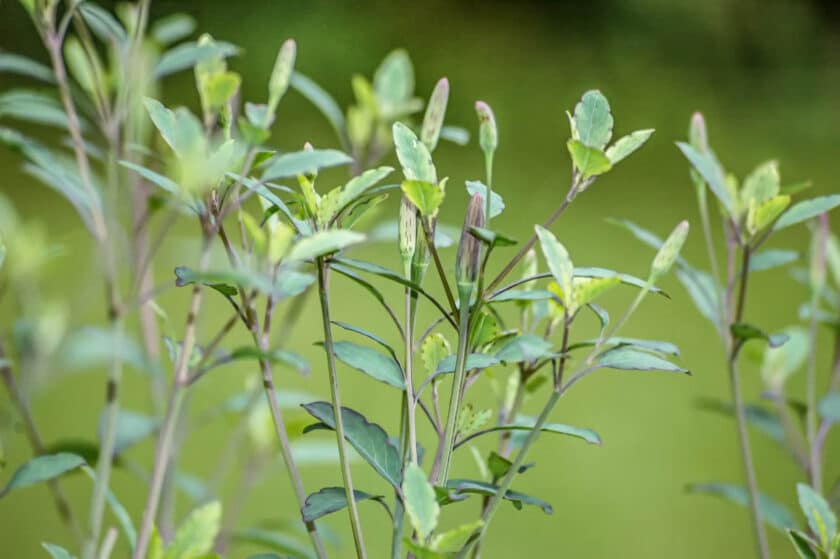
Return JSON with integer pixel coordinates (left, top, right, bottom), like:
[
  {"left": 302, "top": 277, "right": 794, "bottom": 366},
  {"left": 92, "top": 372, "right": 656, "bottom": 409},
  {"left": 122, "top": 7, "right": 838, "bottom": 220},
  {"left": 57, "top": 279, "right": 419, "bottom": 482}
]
[
  {"left": 689, "top": 112, "right": 707, "bottom": 153},
  {"left": 411, "top": 220, "right": 431, "bottom": 286},
  {"left": 475, "top": 101, "right": 497, "bottom": 157},
  {"left": 456, "top": 193, "right": 485, "bottom": 290},
  {"left": 421, "top": 78, "right": 449, "bottom": 152},
  {"left": 650, "top": 220, "right": 689, "bottom": 281},
  {"left": 399, "top": 196, "right": 417, "bottom": 278},
  {"left": 268, "top": 39, "right": 296, "bottom": 114}
]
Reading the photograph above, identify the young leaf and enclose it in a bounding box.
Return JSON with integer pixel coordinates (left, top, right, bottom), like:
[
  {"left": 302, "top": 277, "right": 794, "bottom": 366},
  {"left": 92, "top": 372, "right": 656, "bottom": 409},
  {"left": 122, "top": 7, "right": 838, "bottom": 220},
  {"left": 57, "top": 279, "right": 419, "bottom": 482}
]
[
  {"left": 730, "top": 323, "right": 788, "bottom": 348},
  {"left": 748, "top": 195, "right": 790, "bottom": 235},
  {"left": 687, "top": 483, "right": 795, "bottom": 532},
  {"left": 773, "top": 195, "right": 840, "bottom": 231},
  {"left": 440, "top": 125, "right": 470, "bottom": 146},
  {"left": 750, "top": 249, "right": 798, "bottom": 272},
  {"left": 431, "top": 520, "right": 485, "bottom": 552},
  {"left": 0, "top": 52, "right": 55, "bottom": 83},
  {"left": 741, "top": 160, "right": 780, "bottom": 207},
  {"left": 761, "top": 326, "right": 809, "bottom": 390},
  {"left": 393, "top": 122, "right": 437, "bottom": 183},
  {"left": 262, "top": 148, "right": 353, "bottom": 180},
  {"left": 457, "top": 423, "right": 601, "bottom": 447},
  {"left": 466, "top": 180, "right": 504, "bottom": 218},
  {"left": 150, "top": 13, "right": 197, "bottom": 45},
  {"left": 339, "top": 166, "right": 394, "bottom": 209},
  {"left": 495, "top": 334, "right": 556, "bottom": 363},
  {"left": 535, "top": 225, "right": 574, "bottom": 308},
  {"left": 268, "top": 39, "right": 296, "bottom": 112},
  {"left": 434, "top": 353, "right": 500, "bottom": 374},
  {"left": 331, "top": 341, "right": 404, "bottom": 389},
  {"left": 572, "top": 90, "right": 613, "bottom": 149},
  {"left": 567, "top": 139, "right": 611, "bottom": 179},
  {"left": 403, "top": 463, "right": 440, "bottom": 541},
  {"left": 421, "top": 78, "right": 449, "bottom": 151},
  {"left": 164, "top": 501, "right": 222, "bottom": 559},
  {"left": 788, "top": 529, "right": 819, "bottom": 559},
  {"left": 374, "top": 49, "right": 415, "bottom": 115},
  {"left": 422, "top": 334, "right": 451, "bottom": 377},
  {"left": 287, "top": 230, "right": 365, "bottom": 261},
  {"left": 302, "top": 402, "right": 402, "bottom": 487},
  {"left": 155, "top": 40, "right": 239, "bottom": 78},
  {"left": 798, "top": 483, "right": 837, "bottom": 548},
  {"left": 676, "top": 142, "right": 733, "bottom": 216},
  {"left": 302, "top": 487, "right": 387, "bottom": 522},
  {"left": 0, "top": 453, "right": 85, "bottom": 497},
  {"left": 595, "top": 347, "right": 688, "bottom": 374},
  {"left": 605, "top": 129, "right": 655, "bottom": 164},
  {"left": 42, "top": 544, "right": 76, "bottom": 559},
  {"left": 402, "top": 179, "right": 445, "bottom": 217},
  {"left": 650, "top": 220, "right": 689, "bottom": 281}
]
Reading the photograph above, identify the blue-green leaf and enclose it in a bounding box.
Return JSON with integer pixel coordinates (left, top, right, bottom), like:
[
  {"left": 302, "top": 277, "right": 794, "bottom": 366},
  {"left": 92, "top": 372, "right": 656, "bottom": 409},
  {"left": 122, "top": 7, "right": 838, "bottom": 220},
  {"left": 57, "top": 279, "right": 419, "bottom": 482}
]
[
  {"left": 262, "top": 148, "right": 353, "bottom": 180},
  {"left": 0, "top": 453, "right": 85, "bottom": 497},
  {"left": 331, "top": 341, "right": 404, "bottom": 389},
  {"left": 774, "top": 195, "right": 840, "bottom": 231},
  {"left": 688, "top": 482, "right": 795, "bottom": 532}
]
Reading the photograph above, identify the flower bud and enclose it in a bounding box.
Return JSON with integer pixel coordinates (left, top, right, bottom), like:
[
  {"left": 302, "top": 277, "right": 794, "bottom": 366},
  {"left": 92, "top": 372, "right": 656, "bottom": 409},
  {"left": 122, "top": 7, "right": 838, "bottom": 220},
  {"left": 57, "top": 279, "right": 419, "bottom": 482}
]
[
  {"left": 475, "top": 101, "right": 497, "bottom": 157},
  {"left": 268, "top": 39, "right": 296, "bottom": 114},
  {"left": 399, "top": 196, "right": 417, "bottom": 278},
  {"left": 411, "top": 220, "right": 431, "bottom": 286},
  {"left": 689, "top": 112, "right": 707, "bottom": 153},
  {"left": 421, "top": 78, "right": 449, "bottom": 152},
  {"left": 455, "top": 193, "right": 485, "bottom": 290},
  {"left": 650, "top": 220, "right": 689, "bottom": 281}
]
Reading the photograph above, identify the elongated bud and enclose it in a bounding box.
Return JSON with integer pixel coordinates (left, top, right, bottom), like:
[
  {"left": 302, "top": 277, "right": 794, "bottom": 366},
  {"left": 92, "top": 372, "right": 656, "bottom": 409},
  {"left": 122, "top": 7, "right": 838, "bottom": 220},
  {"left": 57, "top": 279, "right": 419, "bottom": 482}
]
[
  {"left": 475, "top": 101, "right": 497, "bottom": 156},
  {"left": 689, "top": 112, "right": 707, "bottom": 153},
  {"left": 411, "top": 220, "right": 431, "bottom": 286},
  {"left": 268, "top": 39, "right": 296, "bottom": 114},
  {"left": 421, "top": 78, "right": 449, "bottom": 151},
  {"left": 399, "top": 196, "right": 417, "bottom": 278},
  {"left": 650, "top": 220, "right": 689, "bottom": 281},
  {"left": 456, "top": 193, "right": 485, "bottom": 290}
]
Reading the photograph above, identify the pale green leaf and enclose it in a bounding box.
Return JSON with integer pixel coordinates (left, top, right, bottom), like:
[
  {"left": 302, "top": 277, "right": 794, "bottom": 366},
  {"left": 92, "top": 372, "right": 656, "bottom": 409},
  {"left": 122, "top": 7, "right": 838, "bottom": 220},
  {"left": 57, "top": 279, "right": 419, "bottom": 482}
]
[
  {"left": 262, "top": 148, "right": 353, "bottom": 180},
  {"left": 403, "top": 463, "right": 439, "bottom": 541},
  {"left": 401, "top": 179, "right": 444, "bottom": 217},
  {"left": 0, "top": 453, "right": 85, "bottom": 497},
  {"left": 567, "top": 139, "right": 611, "bottom": 178},
  {"left": 535, "top": 225, "right": 574, "bottom": 307},
  {"left": 687, "top": 483, "right": 795, "bottom": 532},
  {"left": 164, "top": 501, "right": 222, "bottom": 559},
  {"left": 287, "top": 229, "right": 365, "bottom": 261},
  {"left": 797, "top": 483, "right": 837, "bottom": 548},
  {"left": 393, "top": 122, "right": 436, "bottom": 183},
  {"left": 676, "top": 142, "right": 733, "bottom": 216},
  {"left": 572, "top": 90, "right": 613, "bottom": 149},
  {"left": 605, "top": 129, "right": 654, "bottom": 164},
  {"left": 595, "top": 347, "right": 688, "bottom": 374},
  {"left": 465, "top": 180, "right": 504, "bottom": 218},
  {"left": 774, "top": 195, "right": 840, "bottom": 231},
  {"left": 331, "top": 341, "right": 404, "bottom": 389}
]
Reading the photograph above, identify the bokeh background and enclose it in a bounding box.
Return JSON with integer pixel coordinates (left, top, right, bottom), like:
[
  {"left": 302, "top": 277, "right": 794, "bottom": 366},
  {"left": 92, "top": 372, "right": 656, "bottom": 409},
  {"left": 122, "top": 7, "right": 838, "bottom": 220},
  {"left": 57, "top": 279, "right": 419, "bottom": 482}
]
[{"left": 2, "top": 0, "right": 840, "bottom": 557}]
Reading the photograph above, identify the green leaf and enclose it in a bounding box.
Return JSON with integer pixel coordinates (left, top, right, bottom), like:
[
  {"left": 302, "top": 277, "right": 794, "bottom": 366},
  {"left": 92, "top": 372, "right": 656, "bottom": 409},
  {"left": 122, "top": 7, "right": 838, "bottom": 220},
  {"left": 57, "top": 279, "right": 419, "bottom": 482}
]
[
  {"left": 567, "top": 139, "right": 612, "bottom": 179},
  {"left": 287, "top": 229, "right": 364, "bottom": 261},
  {"left": 290, "top": 72, "right": 347, "bottom": 148},
  {"left": 403, "top": 463, "right": 440, "bottom": 541},
  {"left": 466, "top": 180, "right": 504, "bottom": 218},
  {"left": 761, "top": 326, "right": 809, "bottom": 389},
  {"left": 696, "top": 399, "right": 784, "bottom": 442},
  {"left": 731, "top": 323, "right": 788, "bottom": 348},
  {"left": 402, "top": 179, "right": 445, "bottom": 217},
  {"left": 818, "top": 392, "right": 840, "bottom": 423},
  {"left": 788, "top": 529, "right": 819, "bottom": 559},
  {"left": 164, "top": 501, "right": 222, "bottom": 559},
  {"left": 676, "top": 142, "right": 733, "bottom": 216},
  {"left": 741, "top": 160, "right": 780, "bottom": 207},
  {"left": 444, "top": 479, "right": 553, "bottom": 513},
  {"left": 687, "top": 483, "right": 795, "bottom": 532},
  {"left": 102, "top": 410, "right": 159, "bottom": 454},
  {"left": 433, "top": 353, "right": 500, "bottom": 375},
  {"left": 458, "top": 423, "right": 601, "bottom": 447},
  {"left": 574, "top": 276, "right": 621, "bottom": 309},
  {"left": 495, "top": 334, "right": 556, "bottom": 363},
  {"left": 605, "top": 129, "right": 654, "bottom": 164},
  {"left": 0, "top": 453, "right": 85, "bottom": 497},
  {"left": 174, "top": 266, "right": 238, "bottom": 296},
  {"left": 774, "top": 195, "right": 840, "bottom": 231},
  {"left": 572, "top": 90, "right": 613, "bottom": 149},
  {"left": 440, "top": 125, "right": 470, "bottom": 146},
  {"left": 535, "top": 225, "right": 574, "bottom": 308},
  {"left": 302, "top": 402, "right": 402, "bottom": 487},
  {"left": 150, "top": 13, "right": 197, "bottom": 45},
  {"left": 155, "top": 40, "right": 239, "bottom": 78},
  {"left": 595, "top": 347, "right": 688, "bottom": 374},
  {"left": 393, "top": 122, "right": 437, "bottom": 183},
  {"left": 119, "top": 161, "right": 180, "bottom": 196},
  {"left": 302, "top": 486, "right": 387, "bottom": 522},
  {"left": 490, "top": 289, "right": 556, "bottom": 303},
  {"left": 262, "top": 148, "right": 353, "bottom": 180},
  {"left": 469, "top": 227, "right": 517, "bottom": 249},
  {"left": 421, "top": 77, "right": 449, "bottom": 151},
  {"left": 798, "top": 483, "right": 837, "bottom": 548},
  {"left": 0, "top": 52, "right": 54, "bottom": 83},
  {"left": 748, "top": 195, "right": 790, "bottom": 235},
  {"left": 331, "top": 341, "right": 404, "bottom": 389},
  {"left": 78, "top": 3, "right": 127, "bottom": 43},
  {"left": 750, "top": 249, "right": 798, "bottom": 272},
  {"left": 0, "top": 89, "right": 74, "bottom": 131},
  {"left": 268, "top": 39, "right": 296, "bottom": 110},
  {"left": 42, "top": 543, "right": 76, "bottom": 559},
  {"left": 571, "top": 337, "right": 680, "bottom": 357},
  {"left": 339, "top": 166, "right": 394, "bottom": 209}
]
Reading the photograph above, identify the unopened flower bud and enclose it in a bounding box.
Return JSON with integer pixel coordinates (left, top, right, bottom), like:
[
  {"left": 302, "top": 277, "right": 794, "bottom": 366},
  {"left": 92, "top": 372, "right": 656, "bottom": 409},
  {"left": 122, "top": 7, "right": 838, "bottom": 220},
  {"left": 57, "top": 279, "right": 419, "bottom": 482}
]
[
  {"left": 421, "top": 78, "right": 449, "bottom": 152},
  {"left": 689, "top": 112, "right": 707, "bottom": 153},
  {"left": 268, "top": 39, "right": 296, "bottom": 115},
  {"left": 650, "top": 220, "right": 689, "bottom": 281},
  {"left": 475, "top": 101, "right": 497, "bottom": 157},
  {"left": 399, "top": 196, "right": 417, "bottom": 278},
  {"left": 456, "top": 193, "right": 485, "bottom": 291}
]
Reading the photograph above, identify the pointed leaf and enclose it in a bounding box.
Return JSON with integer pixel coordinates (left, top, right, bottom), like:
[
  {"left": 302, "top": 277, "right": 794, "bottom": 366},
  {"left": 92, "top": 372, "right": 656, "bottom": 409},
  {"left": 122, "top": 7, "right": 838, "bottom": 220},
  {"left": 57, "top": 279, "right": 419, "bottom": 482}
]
[
  {"left": 393, "top": 122, "right": 437, "bottom": 183},
  {"left": 535, "top": 225, "right": 573, "bottom": 307},
  {"left": 798, "top": 483, "right": 837, "bottom": 548},
  {"left": 403, "top": 463, "right": 439, "bottom": 541},
  {"left": 688, "top": 483, "right": 795, "bottom": 532},
  {"left": 262, "top": 148, "right": 353, "bottom": 180},
  {"left": 444, "top": 479, "right": 553, "bottom": 513},
  {"left": 402, "top": 179, "right": 445, "bottom": 217},
  {"left": 677, "top": 142, "right": 733, "bottom": 215},
  {"left": 290, "top": 72, "right": 347, "bottom": 147},
  {"left": 567, "top": 139, "right": 611, "bottom": 179},
  {"left": 466, "top": 180, "right": 504, "bottom": 218},
  {"left": 164, "top": 501, "right": 222, "bottom": 559},
  {"left": 774, "top": 195, "right": 840, "bottom": 231},
  {"left": 0, "top": 453, "right": 85, "bottom": 497},
  {"left": 302, "top": 487, "right": 388, "bottom": 522},
  {"left": 595, "top": 347, "right": 688, "bottom": 374},
  {"left": 287, "top": 230, "right": 365, "bottom": 261},
  {"left": 606, "top": 129, "right": 654, "bottom": 164},
  {"left": 331, "top": 341, "right": 404, "bottom": 389}
]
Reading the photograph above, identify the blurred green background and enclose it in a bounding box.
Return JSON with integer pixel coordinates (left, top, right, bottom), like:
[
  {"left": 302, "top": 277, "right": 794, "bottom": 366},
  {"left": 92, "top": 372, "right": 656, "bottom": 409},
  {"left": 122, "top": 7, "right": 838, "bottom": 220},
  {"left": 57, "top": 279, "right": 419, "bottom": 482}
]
[{"left": 2, "top": 0, "right": 840, "bottom": 557}]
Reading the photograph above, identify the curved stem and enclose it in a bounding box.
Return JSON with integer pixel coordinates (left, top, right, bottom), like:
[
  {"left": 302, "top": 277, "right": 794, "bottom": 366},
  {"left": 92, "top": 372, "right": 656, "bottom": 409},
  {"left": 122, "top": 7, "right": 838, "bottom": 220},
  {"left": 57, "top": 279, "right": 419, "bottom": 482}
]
[{"left": 316, "top": 259, "right": 367, "bottom": 559}]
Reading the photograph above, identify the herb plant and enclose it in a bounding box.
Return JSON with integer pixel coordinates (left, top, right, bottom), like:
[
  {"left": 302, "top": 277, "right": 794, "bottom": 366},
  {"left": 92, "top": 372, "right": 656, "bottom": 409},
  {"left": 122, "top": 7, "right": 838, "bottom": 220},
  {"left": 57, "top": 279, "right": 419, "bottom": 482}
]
[
  {"left": 0, "top": 1, "right": 695, "bottom": 558},
  {"left": 619, "top": 112, "right": 840, "bottom": 558}
]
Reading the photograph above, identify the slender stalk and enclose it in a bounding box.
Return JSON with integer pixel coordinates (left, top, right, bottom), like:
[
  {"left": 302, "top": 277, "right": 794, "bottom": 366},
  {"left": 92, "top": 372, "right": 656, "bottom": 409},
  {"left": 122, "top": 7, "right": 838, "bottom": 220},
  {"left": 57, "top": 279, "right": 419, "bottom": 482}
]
[
  {"left": 96, "top": 527, "right": 118, "bottom": 559},
  {"left": 728, "top": 245, "right": 770, "bottom": 559},
  {"left": 255, "top": 294, "right": 328, "bottom": 558},
  {"left": 134, "top": 243, "right": 211, "bottom": 559},
  {"left": 434, "top": 287, "right": 472, "bottom": 484},
  {"left": 420, "top": 218, "right": 457, "bottom": 315},
  {"left": 404, "top": 291, "right": 419, "bottom": 465},
  {"left": 696, "top": 188, "right": 726, "bottom": 338},
  {"left": 316, "top": 259, "right": 367, "bottom": 559}
]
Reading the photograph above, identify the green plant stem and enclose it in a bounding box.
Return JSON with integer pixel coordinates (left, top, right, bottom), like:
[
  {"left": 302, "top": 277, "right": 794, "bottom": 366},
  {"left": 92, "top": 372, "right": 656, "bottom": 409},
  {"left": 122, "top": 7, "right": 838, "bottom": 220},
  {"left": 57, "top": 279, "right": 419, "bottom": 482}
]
[
  {"left": 728, "top": 245, "right": 770, "bottom": 559},
  {"left": 434, "top": 286, "right": 473, "bottom": 485},
  {"left": 420, "top": 217, "right": 458, "bottom": 315},
  {"left": 696, "top": 187, "right": 726, "bottom": 338},
  {"left": 404, "top": 290, "right": 419, "bottom": 465},
  {"left": 255, "top": 292, "right": 328, "bottom": 559},
  {"left": 134, "top": 243, "right": 211, "bottom": 559},
  {"left": 316, "top": 259, "right": 367, "bottom": 559}
]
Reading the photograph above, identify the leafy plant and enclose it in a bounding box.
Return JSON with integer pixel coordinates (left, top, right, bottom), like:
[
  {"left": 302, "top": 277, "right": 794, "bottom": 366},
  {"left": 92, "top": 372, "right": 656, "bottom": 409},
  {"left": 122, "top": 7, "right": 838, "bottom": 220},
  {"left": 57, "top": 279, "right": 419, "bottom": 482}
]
[{"left": 0, "top": 1, "right": 693, "bottom": 558}]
